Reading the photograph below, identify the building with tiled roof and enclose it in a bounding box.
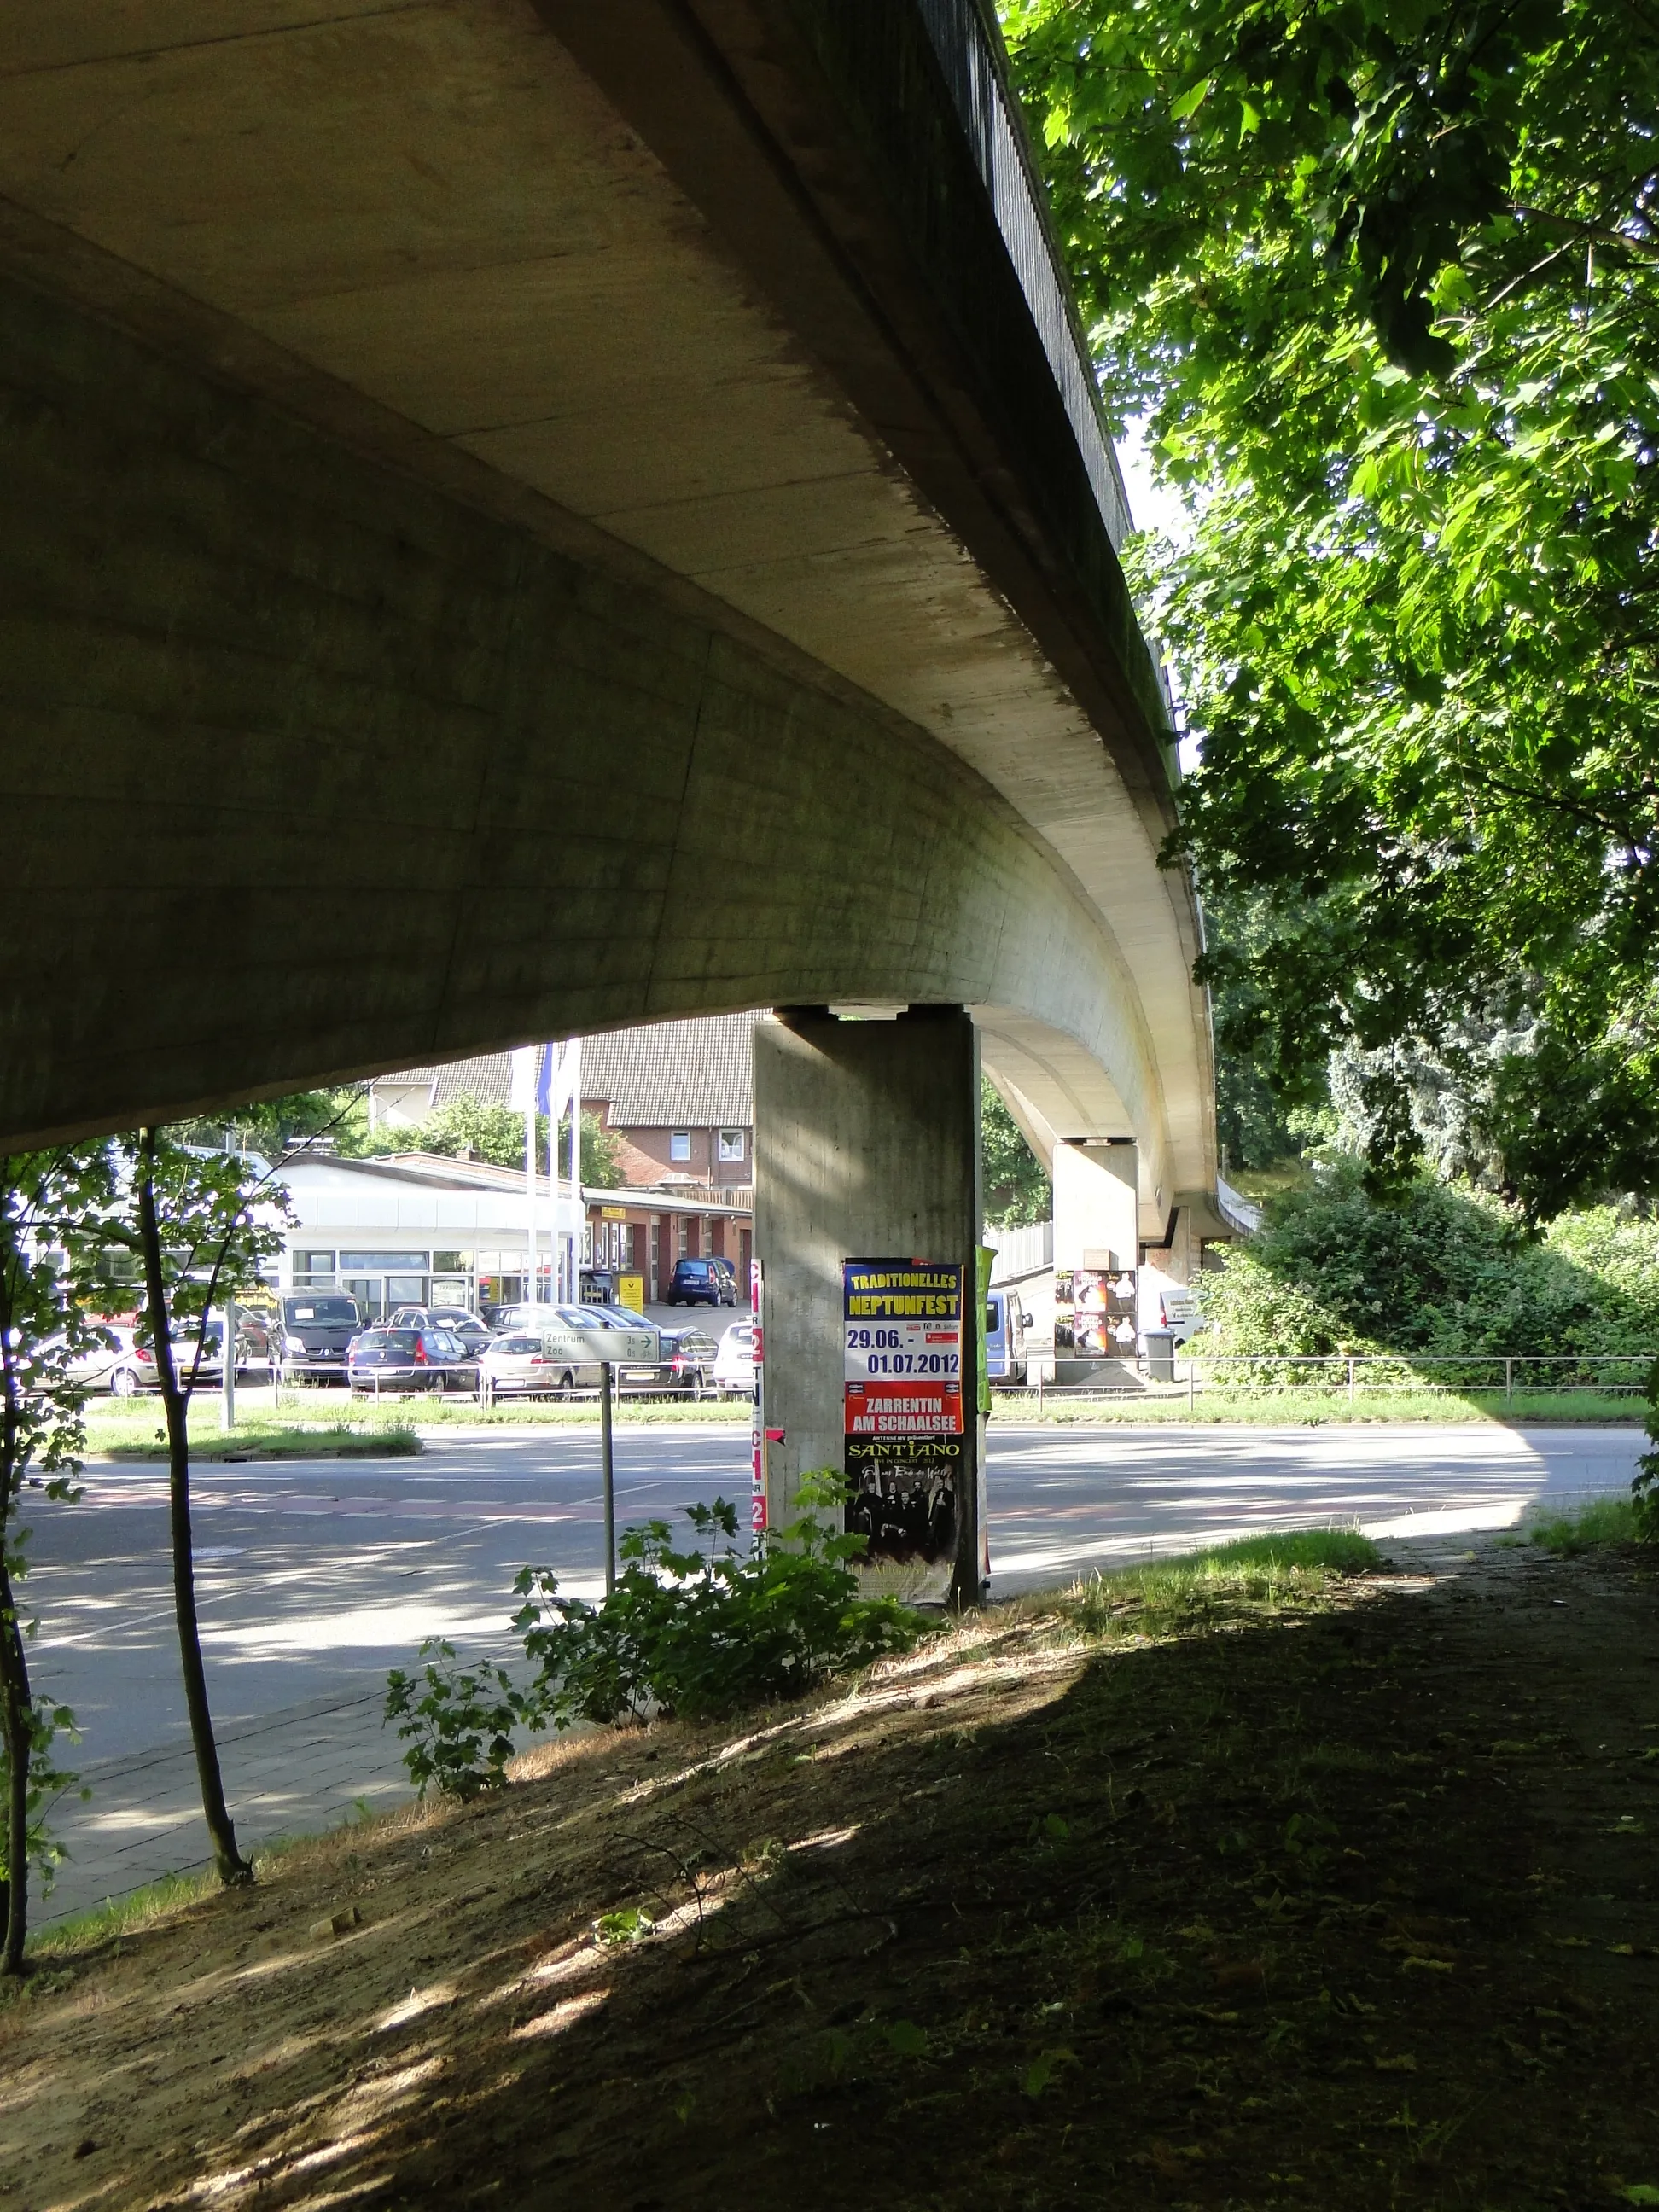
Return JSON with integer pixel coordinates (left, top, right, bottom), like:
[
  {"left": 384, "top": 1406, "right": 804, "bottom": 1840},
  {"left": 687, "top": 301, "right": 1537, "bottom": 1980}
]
[{"left": 366, "top": 1012, "right": 763, "bottom": 1200}]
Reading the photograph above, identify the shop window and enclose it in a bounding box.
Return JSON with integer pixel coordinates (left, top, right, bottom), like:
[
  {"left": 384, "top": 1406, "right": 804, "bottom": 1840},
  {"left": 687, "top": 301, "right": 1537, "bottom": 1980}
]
[
  {"left": 718, "top": 1128, "right": 745, "bottom": 1161},
  {"left": 670, "top": 1131, "right": 691, "bottom": 1162}
]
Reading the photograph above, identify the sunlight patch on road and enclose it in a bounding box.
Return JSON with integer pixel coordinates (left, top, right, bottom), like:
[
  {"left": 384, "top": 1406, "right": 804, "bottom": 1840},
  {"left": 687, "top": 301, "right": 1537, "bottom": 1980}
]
[{"left": 202, "top": 1604, "right": 509, "bottom": 1653}]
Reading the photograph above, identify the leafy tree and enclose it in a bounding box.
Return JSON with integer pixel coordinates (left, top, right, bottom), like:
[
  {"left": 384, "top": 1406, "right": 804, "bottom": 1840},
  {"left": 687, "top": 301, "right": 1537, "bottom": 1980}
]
[
  {"left": 1004, "top": 0, "right": 1659, "bottom": 1216},
  {"left": 0, "top": 1151, "right": 110, "bottom": 1971},
  {"left": 177, "top": 1087, "right": 370, "bottom": 1158},
  {"left": 1194, "top": 1166, "right": 1659, "bottom": 1364},
  {"left": 104, "top": 1132, "right": 288, "bottom": 1887},
  {"left": 354, "top": 1094, "right": 624, "bottom": 1187},
  {"left": 981, "top": 1080, "right": 1051, "bottom": 1227}
]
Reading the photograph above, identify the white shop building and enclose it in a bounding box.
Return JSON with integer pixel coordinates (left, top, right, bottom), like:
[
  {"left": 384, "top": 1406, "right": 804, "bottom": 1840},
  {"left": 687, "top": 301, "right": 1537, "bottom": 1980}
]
[{"left": 276, "top": 1152, "right": 750, "bottom": 1317}]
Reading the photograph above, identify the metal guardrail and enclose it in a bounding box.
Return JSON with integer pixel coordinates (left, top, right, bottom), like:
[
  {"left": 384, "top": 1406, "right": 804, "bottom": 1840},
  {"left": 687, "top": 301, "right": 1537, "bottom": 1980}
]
[
  {"left": 998, "top": 1352, "right": 1656, "bottom": 1411},
  {"left": 986, "top": 1220, "right": 1053, "bottom": 1282}
]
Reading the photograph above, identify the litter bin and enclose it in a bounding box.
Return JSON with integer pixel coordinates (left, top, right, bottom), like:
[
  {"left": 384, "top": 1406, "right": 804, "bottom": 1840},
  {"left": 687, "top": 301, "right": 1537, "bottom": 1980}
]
[{"left": 1144, "top": 1330, "right": 1177, "bottom": 1383}]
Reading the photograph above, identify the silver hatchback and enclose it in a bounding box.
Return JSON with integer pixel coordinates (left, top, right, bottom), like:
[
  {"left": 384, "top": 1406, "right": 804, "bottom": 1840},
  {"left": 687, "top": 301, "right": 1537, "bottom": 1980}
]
[{"left": 476, "top": 1333, "right": 597, "bottom": 1398}]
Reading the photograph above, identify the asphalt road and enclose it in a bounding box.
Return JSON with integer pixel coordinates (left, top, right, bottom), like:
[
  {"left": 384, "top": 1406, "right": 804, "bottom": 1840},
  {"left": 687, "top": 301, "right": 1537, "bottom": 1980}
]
[{"left": 20, "top": 1419, "right": 1639, "bottom": 1918}]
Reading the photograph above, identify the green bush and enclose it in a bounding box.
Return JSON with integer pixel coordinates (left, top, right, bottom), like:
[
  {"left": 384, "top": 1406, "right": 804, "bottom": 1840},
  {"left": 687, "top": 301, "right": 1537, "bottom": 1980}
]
[
  {"left": 513, "top": 1475, "right": 923, "bottom": 1728},
  {"left": 1195, "top": 1167, "right": 1659, "bottom": 1377},
  {"left": 384, "top": 1640, "right": 536, "bottom": 1800}
]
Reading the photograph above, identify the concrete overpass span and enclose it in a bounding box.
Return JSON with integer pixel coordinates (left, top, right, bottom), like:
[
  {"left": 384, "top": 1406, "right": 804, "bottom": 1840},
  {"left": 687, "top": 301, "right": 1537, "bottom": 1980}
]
[{"left": 0, "top": 0, "right": 1214, "bottom": 1231}]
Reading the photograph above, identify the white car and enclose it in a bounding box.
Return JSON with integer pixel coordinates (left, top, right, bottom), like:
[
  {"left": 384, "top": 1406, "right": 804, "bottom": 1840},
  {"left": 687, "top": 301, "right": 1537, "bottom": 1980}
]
[
  {"left": 67, "top": 1321, "right": 158, "bottom": 1397},
  {"left": 713, "top": 1318, "right": 756, "bottom": 1398},
  {"left": 477, "top": 1333, "right": 597, "bottom": 1398}
]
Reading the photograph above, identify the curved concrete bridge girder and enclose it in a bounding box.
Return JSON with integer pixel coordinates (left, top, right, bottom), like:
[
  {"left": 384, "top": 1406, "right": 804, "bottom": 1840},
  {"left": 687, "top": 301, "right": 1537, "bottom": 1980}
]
[{"left": 0, "top": 0, "right": 1213, "bottom": 1220}]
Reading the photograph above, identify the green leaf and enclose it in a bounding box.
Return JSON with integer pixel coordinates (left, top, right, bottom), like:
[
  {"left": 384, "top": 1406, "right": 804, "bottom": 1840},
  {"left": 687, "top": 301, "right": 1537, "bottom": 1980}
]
[{"left": 1168, "top": 76, "right": 1210, "bottom": 121}]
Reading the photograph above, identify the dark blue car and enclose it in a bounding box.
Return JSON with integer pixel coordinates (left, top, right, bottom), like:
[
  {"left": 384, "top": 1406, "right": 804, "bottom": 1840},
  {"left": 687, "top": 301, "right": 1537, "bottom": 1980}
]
[{"left": 667, "top": 1255, "right": 740, "bottom": 1307}]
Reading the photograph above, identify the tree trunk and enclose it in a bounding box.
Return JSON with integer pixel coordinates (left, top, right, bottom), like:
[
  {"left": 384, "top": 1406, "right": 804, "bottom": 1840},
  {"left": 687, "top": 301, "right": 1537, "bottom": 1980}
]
[
  {"left": 0, "top": 1545, "right": 32, "bottom": 1973},
  {"left": 136, "top": 1130, "right": 252, "bottom": 1887}
]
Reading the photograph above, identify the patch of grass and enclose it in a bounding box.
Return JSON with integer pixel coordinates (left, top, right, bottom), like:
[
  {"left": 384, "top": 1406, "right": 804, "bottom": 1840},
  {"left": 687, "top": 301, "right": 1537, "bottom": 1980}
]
[
  {"left": 1526, "top": 1494, "right": 1638, "bottom": 1554},
  {"left": 82, "top": 1388, "right": 748, "bottom": 1455},
  {"left": 1057, "top": 1527, "right": 1381, "bottom": 1639},
  {"left": 27, "top": 1868, "right": 220, "bottom": 1958},
  {"left": 103, "top": 1422, "right": 421, "bottom": 1460}
]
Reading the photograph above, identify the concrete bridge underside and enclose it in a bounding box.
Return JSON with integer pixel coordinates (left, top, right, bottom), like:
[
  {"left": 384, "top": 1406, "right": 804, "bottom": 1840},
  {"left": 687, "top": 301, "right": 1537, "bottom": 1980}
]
[{"left": 0, "top": 0, "right": 1214, "bottom": 1230}]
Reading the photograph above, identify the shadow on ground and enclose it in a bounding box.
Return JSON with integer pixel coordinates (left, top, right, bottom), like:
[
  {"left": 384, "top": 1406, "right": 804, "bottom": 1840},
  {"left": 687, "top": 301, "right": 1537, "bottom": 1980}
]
[{"left": 5, "top": 1536, "right": 1658, "bottom": 2209}]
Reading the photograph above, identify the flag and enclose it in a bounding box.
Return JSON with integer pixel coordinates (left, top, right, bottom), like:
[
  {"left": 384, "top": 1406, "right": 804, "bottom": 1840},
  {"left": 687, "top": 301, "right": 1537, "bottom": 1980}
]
[
  {"left": 534, "top": 1044, "right": 555, "bottom": 1119},
  {"left": 508, "top": 1045, "right": 538, "bottom": 1113}
]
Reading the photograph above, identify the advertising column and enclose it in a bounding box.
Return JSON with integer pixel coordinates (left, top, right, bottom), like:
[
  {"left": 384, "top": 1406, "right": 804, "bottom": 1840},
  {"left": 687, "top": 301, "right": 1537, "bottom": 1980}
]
[{"left": 841, "top": 1259, "right": 964, "bottom": 1603}]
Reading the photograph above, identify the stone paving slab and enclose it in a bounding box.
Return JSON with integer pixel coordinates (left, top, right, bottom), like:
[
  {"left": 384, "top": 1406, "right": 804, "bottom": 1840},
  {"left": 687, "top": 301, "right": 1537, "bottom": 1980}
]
[{"left": 42, "top": 1685, "right": 414, "bottom": 1923}]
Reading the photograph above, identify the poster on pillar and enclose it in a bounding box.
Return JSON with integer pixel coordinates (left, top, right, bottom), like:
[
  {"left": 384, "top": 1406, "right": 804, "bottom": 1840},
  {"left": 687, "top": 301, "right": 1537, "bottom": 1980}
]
[
  {"left": 1054, "top": 1265, "right": 1139, "bottom": 1359},
  {"left": 842, "top": 1259, "right": 963, "bottom": 1599}
]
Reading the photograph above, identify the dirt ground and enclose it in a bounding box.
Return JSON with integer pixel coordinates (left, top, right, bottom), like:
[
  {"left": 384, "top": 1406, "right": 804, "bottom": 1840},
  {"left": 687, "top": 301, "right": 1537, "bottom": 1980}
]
[{"left": 4, "top": 1534, "right": 1658, "bottom": 2210}]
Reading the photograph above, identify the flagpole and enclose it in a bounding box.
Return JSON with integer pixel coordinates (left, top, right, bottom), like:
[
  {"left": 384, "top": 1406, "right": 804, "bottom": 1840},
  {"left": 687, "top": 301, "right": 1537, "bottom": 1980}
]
[
  {"left": 509, "top": 1045, "right": 538, "bottom": 1308},
  {"left": 569, "top": 1036, "right": 583, "bottom": 1301}
]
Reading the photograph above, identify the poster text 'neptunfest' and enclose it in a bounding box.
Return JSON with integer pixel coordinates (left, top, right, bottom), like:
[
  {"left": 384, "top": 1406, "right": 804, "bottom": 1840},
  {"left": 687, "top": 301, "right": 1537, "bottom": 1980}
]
[{"left": 842, "top": 1261, "right": 963, "bottom": 1436}]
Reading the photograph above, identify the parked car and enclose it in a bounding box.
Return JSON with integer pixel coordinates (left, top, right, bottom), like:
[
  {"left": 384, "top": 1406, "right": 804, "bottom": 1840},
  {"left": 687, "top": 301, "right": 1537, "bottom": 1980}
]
[
  {"left": 476, "top": 1333, "right": 597, "bottom": 1399},
  {"left": 985, "top": 1288, "right": 1030, "bottom": 1385},
  {"left": 657, "top": 1326, "right": 719, "bottom": 1395},
  {"left": 67, "top": 1320, "right": 158, "bottom": 1396},
  {"left": 712, "top": 1318, "right": 756, "bottom": 1398},
  {"left": 387, "top": 1306, "right": 494, "bottom": 1353},
  {"left": 666, "top": 1255, "right": 740, "bottom": 1307},
  {"left": 169, "top": 1313, "right": 272, "bottom": 1387},
  {"left": 278, "top": 1291, "right": 364, "bottom": 1385},
  {"left": 347, "top": 1325, "right": 479, "bottom": 1394},
  {"left": 489, "top": 1305, "right": 659, "bottom": 1382}
]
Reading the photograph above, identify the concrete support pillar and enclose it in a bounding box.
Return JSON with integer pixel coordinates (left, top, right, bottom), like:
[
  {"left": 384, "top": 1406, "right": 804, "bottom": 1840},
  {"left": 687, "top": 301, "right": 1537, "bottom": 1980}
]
[
  {"left": 754, "top": 1007, "right": 985, "bottom": 1608},
  {"left": 1052, "top": 1141, "right": 1139, "bottom": 1378}
]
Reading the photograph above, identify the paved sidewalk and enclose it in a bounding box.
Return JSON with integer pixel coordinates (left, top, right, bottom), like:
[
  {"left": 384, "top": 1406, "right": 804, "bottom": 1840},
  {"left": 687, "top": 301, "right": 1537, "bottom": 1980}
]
[{"left": 43, "top": 1686, "right": 413, "bottom": 1923}]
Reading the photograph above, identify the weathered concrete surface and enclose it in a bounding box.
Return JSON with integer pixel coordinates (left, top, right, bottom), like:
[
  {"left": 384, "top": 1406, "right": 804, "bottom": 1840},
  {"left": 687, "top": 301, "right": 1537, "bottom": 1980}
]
[
  {"left": 0, "top": 0, "right": 1213, "bottom": 1216},
  {"left": 754, "top": 1008, "right": 983, "bottom": 1605}
]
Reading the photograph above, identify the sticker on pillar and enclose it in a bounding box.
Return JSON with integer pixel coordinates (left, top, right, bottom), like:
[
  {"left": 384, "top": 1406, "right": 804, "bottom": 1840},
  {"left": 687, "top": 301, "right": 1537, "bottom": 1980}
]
[
  {"left": 750, "top": 1260, "right": 766, "bottom": 1530},
  {"left": 842, "top": 1260, "right": 963, "bottom": 1598}
]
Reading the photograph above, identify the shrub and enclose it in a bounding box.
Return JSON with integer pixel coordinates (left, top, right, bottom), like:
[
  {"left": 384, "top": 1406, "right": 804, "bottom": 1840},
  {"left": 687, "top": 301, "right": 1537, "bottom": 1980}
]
[
  {"left": 1195, "top": 1167, "right": 1659, "bottom": 1371},
  {"left": 384, "top": 1639, "right": 536, "bottom": 1800},
  {"left": 513, "top": 1474, "right": 923, "bottom": 1728}
]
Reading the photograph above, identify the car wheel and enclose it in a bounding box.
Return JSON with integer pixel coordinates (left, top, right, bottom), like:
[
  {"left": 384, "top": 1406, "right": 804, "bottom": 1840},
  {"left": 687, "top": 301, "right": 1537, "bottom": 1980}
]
[
  {"left": 110, "top": 1365, "right": 137, "bottom": 1398},
  {"left": 561, "top": 1370, "right": 575, "bottom": 1397}
]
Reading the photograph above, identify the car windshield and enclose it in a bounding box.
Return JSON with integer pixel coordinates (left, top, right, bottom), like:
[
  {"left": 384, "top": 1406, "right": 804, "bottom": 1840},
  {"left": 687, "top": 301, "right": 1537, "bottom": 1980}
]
[
  {"left": 284, "top": 1298, "right": 358, "bottom": 1324},
  {"left": 495, "top": 1336, "right": 540, "bottom": 1354},
  {"left": 357, "top": 1330, "right": 418, "bottom": 1351},
  {"left": 592, "top": 1307, "right": 646, "bottom": 1330}
]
